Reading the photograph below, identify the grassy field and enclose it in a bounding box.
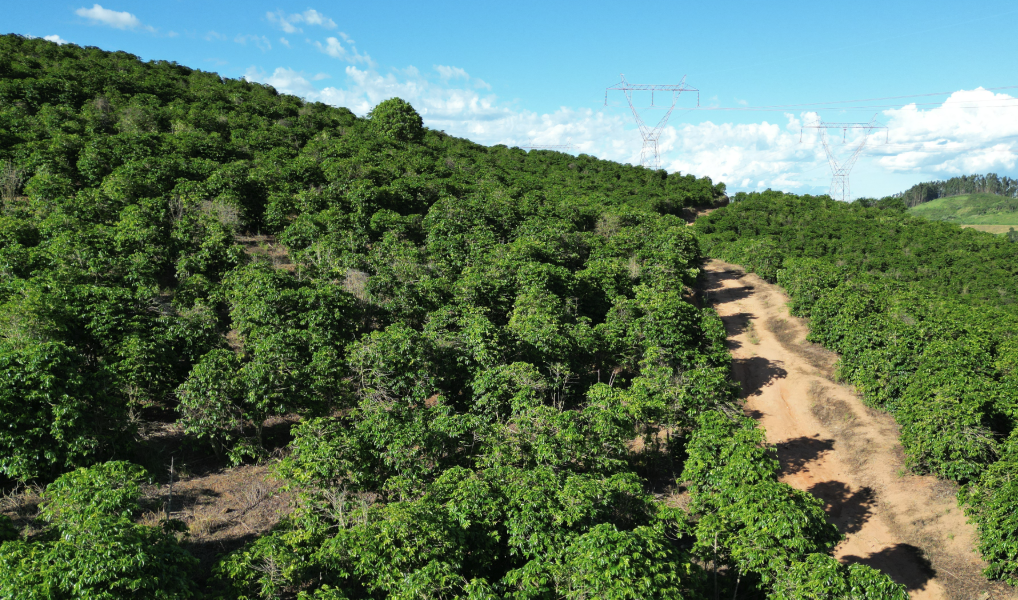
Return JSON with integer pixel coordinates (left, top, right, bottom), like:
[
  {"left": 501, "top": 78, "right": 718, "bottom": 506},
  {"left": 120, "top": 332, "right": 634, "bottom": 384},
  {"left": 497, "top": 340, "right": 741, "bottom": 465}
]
[
  {"left": 909, "top": 192, "right": 1018, "bottom": 225},
  {"left": 960, "top": 224, "right": 1018, "bottom": 234}
]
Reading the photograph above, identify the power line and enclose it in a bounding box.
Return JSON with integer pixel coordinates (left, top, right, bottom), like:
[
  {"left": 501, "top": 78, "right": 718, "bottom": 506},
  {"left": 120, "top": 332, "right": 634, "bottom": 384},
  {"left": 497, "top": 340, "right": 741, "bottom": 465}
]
[
  {"left": 685, "top": 85, "right": 1018, "bottom": 112},
  {"left": 605, "top": 74, "right": 698, "bottom": 169}
]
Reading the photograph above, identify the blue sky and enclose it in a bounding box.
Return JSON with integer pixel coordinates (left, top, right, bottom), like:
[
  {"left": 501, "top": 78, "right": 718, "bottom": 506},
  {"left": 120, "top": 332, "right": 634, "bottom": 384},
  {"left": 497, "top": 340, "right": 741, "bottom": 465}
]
[{"left": 7, "top": 1, "right": 1018, "bottom": 197}]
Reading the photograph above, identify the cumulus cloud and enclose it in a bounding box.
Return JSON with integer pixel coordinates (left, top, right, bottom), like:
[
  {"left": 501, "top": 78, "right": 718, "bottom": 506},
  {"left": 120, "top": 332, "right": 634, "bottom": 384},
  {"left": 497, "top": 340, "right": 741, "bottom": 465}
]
[
  {"left": 43, "top": 34, "right": 69, "bottom": 45},
  {"left": 74, "top": 4, "right": 153, "bottom": 32},
  {"left": 245, "top": 66, "right": 319, "bottom": 97},
  {"left": 873, "top": 88, "right": 1018, "bottom": 175},
  {"left": 435, "top": 65, "right": 469, "bottom": 81},
  {"left": 267, "top": 9, "right": 336, "bottom": 34},
  {"left": 664, "top": 113, "right": 831, "bottom": 191},
  {"left": 313, "top": 36, "right": 372, "bottom": 65},
  {"left": 205, "top": 30, "right": 227, "bottom": 41}
]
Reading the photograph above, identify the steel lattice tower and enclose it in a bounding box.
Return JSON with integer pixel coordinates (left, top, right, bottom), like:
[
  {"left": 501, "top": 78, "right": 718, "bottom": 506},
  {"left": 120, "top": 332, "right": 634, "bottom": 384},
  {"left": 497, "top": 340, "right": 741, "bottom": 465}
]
[
  {"left": 606, "top": 75, "right": 698, "bottom": 169},
  {"left": 802, "top": 118, "right": 887, "bottom": 202}
]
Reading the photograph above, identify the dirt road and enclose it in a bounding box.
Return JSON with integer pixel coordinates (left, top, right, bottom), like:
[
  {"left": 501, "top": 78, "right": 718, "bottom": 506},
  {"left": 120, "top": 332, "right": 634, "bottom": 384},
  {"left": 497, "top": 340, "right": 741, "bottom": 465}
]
[{"left": 702, "top": 259, "right": 1015, "bottom": 600}]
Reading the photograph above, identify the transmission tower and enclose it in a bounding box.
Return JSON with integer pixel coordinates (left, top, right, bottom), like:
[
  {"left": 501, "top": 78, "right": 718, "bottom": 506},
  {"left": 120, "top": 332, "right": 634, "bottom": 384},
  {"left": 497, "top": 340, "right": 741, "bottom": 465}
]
[
  {"left": 801, "top": 118, "right": 887, "bottom": 202},
  {"left": 605, "top": 74, "right": 699, "bottom": 169}
]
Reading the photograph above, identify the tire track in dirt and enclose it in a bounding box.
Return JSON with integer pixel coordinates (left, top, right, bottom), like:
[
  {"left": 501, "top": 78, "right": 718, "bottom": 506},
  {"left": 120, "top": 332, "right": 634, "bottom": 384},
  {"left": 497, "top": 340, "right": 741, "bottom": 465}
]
[{"left": 702, "top": 259, "right": 1016, "bottom": 600}]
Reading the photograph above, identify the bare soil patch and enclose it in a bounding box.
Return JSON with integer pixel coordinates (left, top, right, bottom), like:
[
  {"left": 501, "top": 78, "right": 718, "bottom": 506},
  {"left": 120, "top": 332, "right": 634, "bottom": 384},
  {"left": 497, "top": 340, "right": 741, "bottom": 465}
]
[
  {"left": 701, "top": 259, "right": 1016, "bottom": 600},
  {"left": 141, "top": 462, "right": 292, "bottom": 582}
]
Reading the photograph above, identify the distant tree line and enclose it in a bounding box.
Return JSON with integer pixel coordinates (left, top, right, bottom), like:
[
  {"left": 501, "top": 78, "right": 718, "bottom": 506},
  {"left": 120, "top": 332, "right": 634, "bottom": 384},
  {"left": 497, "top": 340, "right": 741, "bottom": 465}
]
[{"left": 896, "top": 173, "right": 1018, "bottom": 207}]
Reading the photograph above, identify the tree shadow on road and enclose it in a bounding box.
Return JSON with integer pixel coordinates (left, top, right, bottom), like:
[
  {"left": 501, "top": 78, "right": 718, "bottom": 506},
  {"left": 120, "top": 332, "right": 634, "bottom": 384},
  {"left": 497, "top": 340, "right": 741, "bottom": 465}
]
[
  {"left": 731, "top": 356, "right": 787, "bottom": 397},
  {"left": 702, "top": 270, "right": 756, "bottom": 306},
  {"left": 807, "top": 480, "right": 875, "bottom": 535},
  {"left": 776, "top": 436, "right": 835, "bottom": 475},
  {"left": 842, "top": 543, "right": 935, "bottom": 592}
]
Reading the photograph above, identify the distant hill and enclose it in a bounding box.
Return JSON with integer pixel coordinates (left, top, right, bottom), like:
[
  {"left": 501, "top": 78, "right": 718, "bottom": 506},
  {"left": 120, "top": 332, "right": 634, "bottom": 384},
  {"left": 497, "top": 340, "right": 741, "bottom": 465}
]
[
  {"left": 908, "top": 192, "right": 1018, "bottom": 233},
  {"left": 897, "top": 173, "right": 1018, "bottom": 207}
]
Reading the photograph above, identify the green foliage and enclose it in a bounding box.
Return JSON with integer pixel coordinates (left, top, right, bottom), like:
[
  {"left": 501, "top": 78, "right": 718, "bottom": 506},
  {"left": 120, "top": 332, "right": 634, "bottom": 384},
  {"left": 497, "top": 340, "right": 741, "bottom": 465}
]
[
  {"left": 0, "top": 34, "right": 901, "bottom": 599},
  {"left": 909, "top": 192, "right": 1018, "bottom": 225},
  {"left": 0, "top": 339, "right": 125, "bottom": 480},
  {"left": 712, "top": 236, "right": 784, "bottom": 282},
  {"left": 771, "top": 553, "right": 908, "bottom": 599},
  {"left": 962, "top": 431, "right": 1018, "bottom": 585},
  {"left": 368, "top": 98, "right": 424, "bottom": 144},
  {"left": 0, "top": 462, "right": 197, "bottom": 599},
  {"left": 522, "top": 523, "right": 695, "bottom": 600}
]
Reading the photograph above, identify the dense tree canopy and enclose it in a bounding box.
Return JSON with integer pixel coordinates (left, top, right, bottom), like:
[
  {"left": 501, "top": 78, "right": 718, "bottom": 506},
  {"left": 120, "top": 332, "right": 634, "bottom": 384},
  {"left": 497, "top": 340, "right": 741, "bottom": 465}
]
[{"left": 0, "top": 34, "right": 904, "bottom": 598}]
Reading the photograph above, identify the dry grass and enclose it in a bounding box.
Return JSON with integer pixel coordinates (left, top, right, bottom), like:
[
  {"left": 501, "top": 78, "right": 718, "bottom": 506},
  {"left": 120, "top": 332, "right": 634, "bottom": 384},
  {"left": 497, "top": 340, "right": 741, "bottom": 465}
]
[
  {"left": 807, "top": 381, "right": 1015, "bottom": 599},
  {"left": 236, "top": 234, "right": 294, "bottom": 271},
  {"left": 144, "top": 463, "right": 293, "bottom": 580},
  {"left": 744, "top": 318, "right": 760, "bottom": 345},
  {"left": 0, "top": 484, "right": 44, "bottom": 537},
  {"left": 343, "top": 269, "right": 370, "bottom": 302},
  {"left": 807, "top": 381, "right": 868, "bottom": 473},
  {"left": 766, "top": 317, "right": 836, "bottom": 378},
  {"left": 1, "top": 161, "right": 25, "bottom": 203},
  {"left": 201, "top": 200, "right": 242, "bottom": 230}
]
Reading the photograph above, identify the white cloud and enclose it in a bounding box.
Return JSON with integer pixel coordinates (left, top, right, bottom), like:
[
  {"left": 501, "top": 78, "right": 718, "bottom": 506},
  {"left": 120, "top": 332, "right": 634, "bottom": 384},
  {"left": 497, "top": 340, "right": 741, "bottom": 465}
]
[
  {"left": 873, "top": 88, "right": 1018, "bottom": 175},
  {"left": 74, "top": 4, "right": 152, "bottom": 31},
  {"left": 205, "top": 30, "right": 227, "bottom": 41},
  {"left": 313, "top": 36, "right": 372, "bottom": 65},
  {"left": 280, "top": 37, "right": 291, "bottom": 48},
  {"left": 235, "top": 34, "right": 272, "bottom": 52},
  {"left": 43, "top": 34, "right": 69, "bottom": 45},
  {"left": 301, "top": 9, "right": 336, "bottom": 28},
  {"left": 248, "top": 63, "right": 637, "bottom": 161},
  {"left": 435, "top": 65, "right": 469, "bottom": 81},
  {"left": 267, "top": 9, "right": 336, "bottom": 34},
  {"left": 245, "top": 66, "right": 319, "bottom": 98}
]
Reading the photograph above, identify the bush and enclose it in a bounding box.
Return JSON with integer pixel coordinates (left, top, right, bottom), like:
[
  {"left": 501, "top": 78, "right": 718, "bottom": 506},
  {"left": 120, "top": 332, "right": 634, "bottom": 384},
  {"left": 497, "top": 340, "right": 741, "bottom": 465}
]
[
  {"left": 368, "top": 98, "right": 424, "bottom": 144},
  {"left": 0, "top": 462, "right": 197, "bottom": 599}
]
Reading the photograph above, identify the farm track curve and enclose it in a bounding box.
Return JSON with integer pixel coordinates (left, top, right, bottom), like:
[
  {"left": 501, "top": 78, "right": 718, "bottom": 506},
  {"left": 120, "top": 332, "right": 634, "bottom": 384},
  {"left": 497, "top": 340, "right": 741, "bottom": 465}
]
[{"left": 701, "top": 259, "right": 1016, "bottom": 600}]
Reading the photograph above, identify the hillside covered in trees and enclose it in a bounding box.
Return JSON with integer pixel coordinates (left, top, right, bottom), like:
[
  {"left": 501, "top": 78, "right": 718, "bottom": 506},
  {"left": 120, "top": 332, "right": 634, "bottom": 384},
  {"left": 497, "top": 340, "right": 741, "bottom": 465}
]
[
  {"left": 696, "top": 191, "right": 1018, "bottom": 585},
  {"left": 907, "top": 193, "right": 1018, "bottom": 240},
  {"left": 896, "top": 173, "right": 1018, "bottom": 207},
  {"left": 0, "top": 34, "right": 919, "bottom": 598}
]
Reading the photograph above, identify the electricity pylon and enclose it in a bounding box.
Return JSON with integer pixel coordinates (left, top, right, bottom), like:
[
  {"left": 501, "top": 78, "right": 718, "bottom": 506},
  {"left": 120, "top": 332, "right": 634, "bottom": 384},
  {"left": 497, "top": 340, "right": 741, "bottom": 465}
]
[
  {"left": 606, "top": 74, "right": 698, "bottom": 169},
  {"left": 801, "top": 117, "right": 887, "bottom": 202}
]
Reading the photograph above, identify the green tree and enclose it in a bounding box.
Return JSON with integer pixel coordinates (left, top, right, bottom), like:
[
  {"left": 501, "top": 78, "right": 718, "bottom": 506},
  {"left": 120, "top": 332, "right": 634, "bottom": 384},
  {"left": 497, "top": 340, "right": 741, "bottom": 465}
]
[
  {"left": 368, "top": 98, "right": 424, "bottom": 144},
  {"left": 0, "top": 462, "right": 197, "bottom": 599},
  {"left": 0, "top": 339, "right": 125, "bottom": 480}
]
